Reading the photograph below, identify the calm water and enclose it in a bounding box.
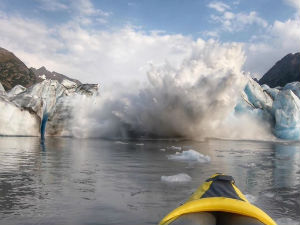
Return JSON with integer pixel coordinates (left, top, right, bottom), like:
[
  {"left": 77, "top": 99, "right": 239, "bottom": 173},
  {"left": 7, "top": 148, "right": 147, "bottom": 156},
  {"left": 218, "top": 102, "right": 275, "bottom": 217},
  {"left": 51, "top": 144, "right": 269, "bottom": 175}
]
[{"left": 0, "top": 137, "right": 299, "bottom": 225}]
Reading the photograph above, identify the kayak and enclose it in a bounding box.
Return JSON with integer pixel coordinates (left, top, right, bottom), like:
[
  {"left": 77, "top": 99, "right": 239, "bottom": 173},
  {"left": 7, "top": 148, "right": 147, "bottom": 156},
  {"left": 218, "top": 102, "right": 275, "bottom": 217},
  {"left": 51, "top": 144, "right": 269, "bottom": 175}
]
[{"left": 159, "top": 174, "right": 277, "bottom": 225}]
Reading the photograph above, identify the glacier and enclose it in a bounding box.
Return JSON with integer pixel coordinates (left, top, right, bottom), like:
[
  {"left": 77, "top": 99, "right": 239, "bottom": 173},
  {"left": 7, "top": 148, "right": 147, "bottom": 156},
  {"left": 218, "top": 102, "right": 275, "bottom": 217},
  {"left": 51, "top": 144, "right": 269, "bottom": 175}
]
[
  {"left": 2, "top": 74, "right": 300, "bottom": 140},
  {"left": 237, "top": 77, "right": 300, "bottom": 140},
  {"left": 0, "top": 79, "right": 98, "bottom": 137}
]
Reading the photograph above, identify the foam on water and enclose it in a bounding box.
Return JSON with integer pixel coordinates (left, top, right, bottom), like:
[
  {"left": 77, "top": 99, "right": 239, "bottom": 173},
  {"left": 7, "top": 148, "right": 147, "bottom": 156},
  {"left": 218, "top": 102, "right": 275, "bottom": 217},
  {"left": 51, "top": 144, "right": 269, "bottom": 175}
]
[
  {"left": 167, "top": 149, "right": 211, "bottom": 163},
  {"left": 161, "top": 173, "right": 192, "bottom": 183}
]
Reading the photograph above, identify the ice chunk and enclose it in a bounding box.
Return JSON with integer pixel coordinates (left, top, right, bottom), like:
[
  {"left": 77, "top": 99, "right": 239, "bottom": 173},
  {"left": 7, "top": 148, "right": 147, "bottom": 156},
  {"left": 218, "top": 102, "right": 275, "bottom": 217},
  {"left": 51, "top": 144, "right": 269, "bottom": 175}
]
[
  {"left": 272, "top": 90, "right": 300, "bottom": 140},
  {"left": 136, "top": 143, "right": 144, "bottom": 146},
  {"left": 7, "top": 85, "right": 27, "bottom": 98},
  {"left": 161, "top": 173, "right": 192, "bottom": 183},
  {"left": 283, "top": 81, "right": 300, "bottom": 99},
  {"left": 167, "top": 149, "right": 210, "bottom": 163},
  {"left": 115, "top": 141, "right": 128, "bottom": 144},
  {"left": 76, "top": 84, "right": 99, "bottom": 96},
  {"left": 169, "top": 146, "right": 182, "bottom": 150},
  {"left": 61, "top": 79, "right": 77, "bottom": 89},
  {"left": 262, "top": 84, "right": 280, "bottom": 99},
  {"left": 243, "top": 78, "right": 273, "bottom": 111}
]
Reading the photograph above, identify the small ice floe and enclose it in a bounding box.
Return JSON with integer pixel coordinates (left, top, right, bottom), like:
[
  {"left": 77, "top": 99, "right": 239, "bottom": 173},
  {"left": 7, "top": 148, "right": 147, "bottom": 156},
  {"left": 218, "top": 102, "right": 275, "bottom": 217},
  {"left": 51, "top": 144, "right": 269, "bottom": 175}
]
[
  {"left": 115, "top": 141, "right": 129, "bottom": 145},
  {"left": 169, "top": 146, "right": 182, "bottom": 151},
  {"left": 160, "top": 148, "right": 166, "bottom": 152},
  {"left": 239, "top": 162, "right": 256, "bottom": 168},
  {"left": 136, "top": 143, "right": 144, "bottom": 146},
  {"left": 167, "top": 150, "right": 210, "bottom": 163},
  {"left": 244, "top": 194, "right": 257, "bottom": 203},
  {"left": 161, "top": 173, "right": 192, "bottom": 183},
  {"left": 263, "top": 192, "right": 275, "bottom": 198}
]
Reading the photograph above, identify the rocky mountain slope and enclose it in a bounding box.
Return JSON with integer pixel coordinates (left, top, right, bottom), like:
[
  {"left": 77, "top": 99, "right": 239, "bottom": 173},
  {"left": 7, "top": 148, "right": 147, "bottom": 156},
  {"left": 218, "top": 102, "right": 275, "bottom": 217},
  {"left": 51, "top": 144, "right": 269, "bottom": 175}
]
[
  {"left": 0, "top": 47, "right": 37, "bottom": 91},
  {"left": 0, "top": 47, "right": 82, "bottom": 91},
  {"left": 31, "top": 66, "right": 82, "bottom": 85},
  {"left": 259, "top": 52, "right": 300, "bottom": 88}
]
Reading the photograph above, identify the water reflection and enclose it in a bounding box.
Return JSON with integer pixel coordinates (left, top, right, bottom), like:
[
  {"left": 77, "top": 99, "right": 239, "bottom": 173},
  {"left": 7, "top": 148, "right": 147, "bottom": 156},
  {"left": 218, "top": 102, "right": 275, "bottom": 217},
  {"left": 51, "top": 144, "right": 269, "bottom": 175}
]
[{"left": 0, "top": 137, "right": 299, "bottom": 225}]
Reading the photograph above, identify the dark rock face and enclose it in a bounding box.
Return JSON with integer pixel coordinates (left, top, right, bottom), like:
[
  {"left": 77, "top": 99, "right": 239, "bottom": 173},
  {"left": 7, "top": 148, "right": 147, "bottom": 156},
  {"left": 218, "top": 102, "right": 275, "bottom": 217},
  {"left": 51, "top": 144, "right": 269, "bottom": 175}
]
[
  {"left": 259, "top": 53, "right": 300, "bottom": 88},
  {"left": 31, "top": 66, "right": 82, "bottom": 85},
  {"left": 0, "top": 47, "right": 37, "bottom": 91}
]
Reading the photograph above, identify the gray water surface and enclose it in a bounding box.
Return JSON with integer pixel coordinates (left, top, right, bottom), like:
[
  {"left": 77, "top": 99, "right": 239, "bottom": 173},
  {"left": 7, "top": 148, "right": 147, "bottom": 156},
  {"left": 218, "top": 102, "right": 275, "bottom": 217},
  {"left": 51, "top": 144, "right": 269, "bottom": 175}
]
[{"left": 0, "top": 137, "right": 299, "bottom": 225}]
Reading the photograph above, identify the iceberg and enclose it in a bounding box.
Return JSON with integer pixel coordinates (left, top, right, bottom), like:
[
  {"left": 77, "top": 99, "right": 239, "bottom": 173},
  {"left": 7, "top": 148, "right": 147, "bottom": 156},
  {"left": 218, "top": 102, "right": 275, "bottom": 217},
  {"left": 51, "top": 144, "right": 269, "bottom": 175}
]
[
  {"left": 167, "top": 149, "right": 211, "bottom": 163},
  {"left": 161, "top": 173, "right": 192, "bottom": 183}
]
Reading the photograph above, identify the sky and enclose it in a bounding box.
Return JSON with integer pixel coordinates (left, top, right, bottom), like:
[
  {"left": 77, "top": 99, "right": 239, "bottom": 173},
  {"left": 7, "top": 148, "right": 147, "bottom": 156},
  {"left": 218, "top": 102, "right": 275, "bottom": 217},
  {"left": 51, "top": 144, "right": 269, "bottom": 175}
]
[{"left": 0, "top": 0, "right": 299, "bottom": 86}]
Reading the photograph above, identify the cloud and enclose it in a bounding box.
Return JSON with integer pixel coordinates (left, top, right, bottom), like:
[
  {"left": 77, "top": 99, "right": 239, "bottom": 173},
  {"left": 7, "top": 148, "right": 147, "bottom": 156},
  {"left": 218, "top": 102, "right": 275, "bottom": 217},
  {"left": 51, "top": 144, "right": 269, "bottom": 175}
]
[
  {"left": 285, "top": 0, "right": 300, "bottom": 13},
  {"left": 211, "top": 11, "right": 268, "bottom": 32},
  {"left": 37, "top": 0, "right": 111, "bottom": 25},
  {"left": 207, "top": 1, "right": 230, "bottom": 12},
  {"left": 0, "top": 10, "right": 193, "bottom": 86},
  {"left": 37, "top": 0, "right": 68, "bottom": 11},
  {"left": 244, "top": 17, "right": 300, "bottom": 77}
]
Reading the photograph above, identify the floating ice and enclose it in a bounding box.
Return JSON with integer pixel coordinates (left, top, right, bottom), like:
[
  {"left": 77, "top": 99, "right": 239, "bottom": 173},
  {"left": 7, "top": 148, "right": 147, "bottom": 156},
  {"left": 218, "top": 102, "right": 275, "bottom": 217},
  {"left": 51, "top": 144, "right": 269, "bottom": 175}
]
[
  {"left": 263, "top": 192, "right": 275, "bottom": 198},
  {"left": 169, "top": 146, "right": 182, "bottom": 151},
  {"left": 167, "top": 150, "right": 210, "bottom": 163},
  {"left": 160, "top": 148, "right": 166, "bottom": 152},
  {"left": 115, "top": 141, "right": 129, "bottom": 145},
  {"left": 136, "top": 143, "right": 144, "bottom": 146},
  {"left": 161, "top": 173, "right": 192, "bottom": 183}
]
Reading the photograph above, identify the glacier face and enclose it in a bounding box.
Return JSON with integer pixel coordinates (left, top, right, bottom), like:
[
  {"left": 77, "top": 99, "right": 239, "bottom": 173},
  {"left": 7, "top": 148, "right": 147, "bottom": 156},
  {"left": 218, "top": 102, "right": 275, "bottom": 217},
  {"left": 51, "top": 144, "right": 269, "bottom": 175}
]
[
  {"left": 2, "top": 75, "right": 300, "bottom": 140},
  {"left": 0, "top": 79, "right": 99, "bottom": 137},
  {"left": 239, "top": 77, "right": 300, "bottom": 140}
]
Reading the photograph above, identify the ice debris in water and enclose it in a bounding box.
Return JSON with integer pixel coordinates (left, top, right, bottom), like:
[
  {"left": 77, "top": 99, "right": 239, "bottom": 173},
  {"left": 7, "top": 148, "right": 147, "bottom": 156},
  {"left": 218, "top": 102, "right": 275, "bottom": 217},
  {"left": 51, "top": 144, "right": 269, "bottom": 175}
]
[
  {"left": 167, "top": 149, "right": 210, "bottom": 163},
  {"left": 114, "top": 141, "right": 128, "bottom": 145},
  {"left": 169, "top": 146, "right": 182, "bottom": 151},
  {"left": 135, "top": 143, "right": 144, "bottom": 146},
  {"left": 263, "top": 192, "right": 275, "bottom": 198},
  {"left": 160, "top": 148, "right": 166, "bottom": 152},
  {"left": 161, "top": 173, "right": 192, "bottom": 183}
]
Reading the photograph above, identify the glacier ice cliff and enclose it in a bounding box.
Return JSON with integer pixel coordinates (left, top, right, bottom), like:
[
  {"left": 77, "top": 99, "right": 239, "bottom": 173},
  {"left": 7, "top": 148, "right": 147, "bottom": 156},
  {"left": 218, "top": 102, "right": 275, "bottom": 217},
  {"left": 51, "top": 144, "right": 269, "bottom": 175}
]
[
  {"left": 238, "top": 77, "right": 300, "bottom": 140},
  {"left": 2, "top": 76, "right": 300, "bottom": 140},
  {"left": 0, "top": 79, "right": 99, "bottom": 137}
]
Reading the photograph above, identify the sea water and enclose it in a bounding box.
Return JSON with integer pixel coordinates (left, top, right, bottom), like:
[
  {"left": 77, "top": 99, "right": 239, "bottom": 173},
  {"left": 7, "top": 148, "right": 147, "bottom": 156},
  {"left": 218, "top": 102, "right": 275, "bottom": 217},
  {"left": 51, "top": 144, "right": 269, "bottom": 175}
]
[{"left": 0, "top": 137, "right": 299, "bottom": 225}]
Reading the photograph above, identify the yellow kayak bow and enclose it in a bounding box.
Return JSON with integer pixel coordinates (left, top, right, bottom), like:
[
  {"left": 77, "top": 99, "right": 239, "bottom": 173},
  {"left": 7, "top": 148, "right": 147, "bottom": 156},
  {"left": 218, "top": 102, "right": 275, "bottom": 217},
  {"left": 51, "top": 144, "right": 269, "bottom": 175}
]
[{"left": 159, "top": 174, "right": 277, "bottom": 225}]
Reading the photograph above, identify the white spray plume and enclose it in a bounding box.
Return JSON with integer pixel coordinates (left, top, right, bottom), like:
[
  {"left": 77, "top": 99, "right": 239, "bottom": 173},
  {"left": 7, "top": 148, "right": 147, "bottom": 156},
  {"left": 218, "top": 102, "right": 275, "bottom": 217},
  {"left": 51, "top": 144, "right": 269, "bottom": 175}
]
[{"left": 69, "top": 39, "right": 273, "bottom": 140}]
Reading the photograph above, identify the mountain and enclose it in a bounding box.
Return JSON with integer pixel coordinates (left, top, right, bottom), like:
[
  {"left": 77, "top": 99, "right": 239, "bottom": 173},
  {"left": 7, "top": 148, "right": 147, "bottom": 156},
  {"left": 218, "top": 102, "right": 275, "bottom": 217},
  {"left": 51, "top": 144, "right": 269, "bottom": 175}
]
[
  {"left": 31, "top": 66, "right": 82, "bottom": 85},
  {"left": 0, "top": 47, "right": 36, "bottom": 91},
  {"left": 259, "top": 52, "right": 300, "bottom": 88},
  {"left": 0, "top": 47, "right": 82, "bottom": 90}
]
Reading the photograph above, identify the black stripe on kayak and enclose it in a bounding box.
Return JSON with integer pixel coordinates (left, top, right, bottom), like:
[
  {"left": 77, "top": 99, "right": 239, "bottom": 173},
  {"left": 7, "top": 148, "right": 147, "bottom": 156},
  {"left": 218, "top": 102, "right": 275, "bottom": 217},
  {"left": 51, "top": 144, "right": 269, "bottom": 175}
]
[{"left": 202, "top": 175, "right": 244, "bottom": 201}]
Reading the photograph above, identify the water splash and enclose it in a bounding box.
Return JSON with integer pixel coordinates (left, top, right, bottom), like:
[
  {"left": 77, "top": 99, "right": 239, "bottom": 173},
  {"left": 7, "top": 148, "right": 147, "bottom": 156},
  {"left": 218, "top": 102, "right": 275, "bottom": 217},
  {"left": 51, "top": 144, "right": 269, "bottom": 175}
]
[{"left": 68, "top": 40, "right": 272, "bottom": 140}]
